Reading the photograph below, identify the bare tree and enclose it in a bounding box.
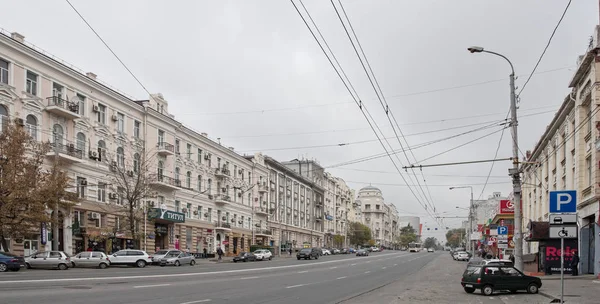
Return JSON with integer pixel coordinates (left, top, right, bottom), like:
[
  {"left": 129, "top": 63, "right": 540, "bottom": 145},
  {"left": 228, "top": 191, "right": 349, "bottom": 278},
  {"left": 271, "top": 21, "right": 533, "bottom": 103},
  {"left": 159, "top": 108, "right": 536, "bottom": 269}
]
[{"left": 0, "top": 122, "right": 75, "bottom": 252}]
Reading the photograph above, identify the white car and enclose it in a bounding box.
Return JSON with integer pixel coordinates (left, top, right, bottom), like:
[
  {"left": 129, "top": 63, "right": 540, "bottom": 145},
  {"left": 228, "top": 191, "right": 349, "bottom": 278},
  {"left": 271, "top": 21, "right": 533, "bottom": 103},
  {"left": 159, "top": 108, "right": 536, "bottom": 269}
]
[
  {"left": 427, "top": 248, "right": 434, "bottom": 253},
  {"left": 322, "top": 249, "right": 331, "bottom": 255},
  {"left": 455, "top": 252, "right": 470, "bottom": 261},
  {"left": 253, "top": 249, "right": 273, "bottom": 261},
  {"left": 371, "top": 247, "right": 380, "bottom": 252},
  {"left": 109, "top": 249, "right": 153, "bottom": 268}
]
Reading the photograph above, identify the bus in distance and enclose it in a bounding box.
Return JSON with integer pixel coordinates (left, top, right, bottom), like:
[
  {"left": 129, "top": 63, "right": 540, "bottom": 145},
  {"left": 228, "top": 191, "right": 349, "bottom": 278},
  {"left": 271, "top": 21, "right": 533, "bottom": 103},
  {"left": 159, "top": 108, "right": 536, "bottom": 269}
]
[{"left": 408, "top": 242, "right": 422, "bottom": 252}]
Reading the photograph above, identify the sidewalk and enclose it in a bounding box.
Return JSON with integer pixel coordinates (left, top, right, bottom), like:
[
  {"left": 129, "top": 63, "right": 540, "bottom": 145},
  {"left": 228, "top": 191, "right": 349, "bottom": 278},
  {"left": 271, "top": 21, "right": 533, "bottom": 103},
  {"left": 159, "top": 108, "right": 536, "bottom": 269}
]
[{"left": 536, "top": 274, "right": 599, "bottom": 303}]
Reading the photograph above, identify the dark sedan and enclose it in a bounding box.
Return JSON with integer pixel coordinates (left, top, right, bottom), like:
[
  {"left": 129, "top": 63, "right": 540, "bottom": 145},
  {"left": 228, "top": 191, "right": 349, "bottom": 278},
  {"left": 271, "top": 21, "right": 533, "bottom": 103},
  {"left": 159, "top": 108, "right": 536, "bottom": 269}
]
[
  {"left": 233, "top": 252, "right": 257, "bottom": 263},
  {"left": 0, "top": 252, "right": 25, "bottom": 272},
  {"left": 356, "top": 249, "right": 369, "bottom": 256}
]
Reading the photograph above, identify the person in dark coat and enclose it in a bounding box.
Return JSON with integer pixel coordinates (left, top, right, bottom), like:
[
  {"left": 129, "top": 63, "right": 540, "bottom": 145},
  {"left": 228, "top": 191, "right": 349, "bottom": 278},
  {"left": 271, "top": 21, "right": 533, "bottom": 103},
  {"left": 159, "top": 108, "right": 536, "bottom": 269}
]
[
  {"left": 509, "top": 254, "right": 515, "bottom": 264},
  {"left": 570, "top": 251, "right": 580, "bottom": 276}
]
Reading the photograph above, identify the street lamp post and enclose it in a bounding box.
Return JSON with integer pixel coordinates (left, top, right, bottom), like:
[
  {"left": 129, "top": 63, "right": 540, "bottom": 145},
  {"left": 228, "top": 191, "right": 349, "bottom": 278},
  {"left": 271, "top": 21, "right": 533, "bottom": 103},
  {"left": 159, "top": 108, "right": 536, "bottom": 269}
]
[
  {"left": 450, "top": 186, "right": 474, "bottom": 257},
  {"left": 467, "top": 46, "right": 522, "bottom": 270}
]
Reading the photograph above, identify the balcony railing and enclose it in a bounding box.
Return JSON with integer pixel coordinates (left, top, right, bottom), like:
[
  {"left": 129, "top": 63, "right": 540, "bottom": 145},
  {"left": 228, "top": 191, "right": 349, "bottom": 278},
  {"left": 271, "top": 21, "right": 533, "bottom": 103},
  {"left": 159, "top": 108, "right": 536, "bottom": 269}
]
[
  {"left": 156, "top": 142, "right": 175, "bottom": 156},
  {"left": 254, "top": 229, "right": 272, "bottom": 236},
  {"left": 149, "top": 174, "right": 180, "bottom": 188},
  {"left": 46, "top": 96, "right": 79, "bottom": 114},
  {"left": 48, "top": 141, "right": 83, "bottom": 159},
  {"left": 214, "top": 222, "right": 232, "bottom": 229}
]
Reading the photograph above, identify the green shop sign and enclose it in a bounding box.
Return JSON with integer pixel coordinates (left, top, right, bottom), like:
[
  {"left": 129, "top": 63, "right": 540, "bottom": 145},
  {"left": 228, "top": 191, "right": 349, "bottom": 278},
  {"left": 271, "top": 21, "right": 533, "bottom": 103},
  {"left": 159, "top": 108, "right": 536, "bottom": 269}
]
[{"left": 147, "top": 208, "right": 186, "bottom": 223}]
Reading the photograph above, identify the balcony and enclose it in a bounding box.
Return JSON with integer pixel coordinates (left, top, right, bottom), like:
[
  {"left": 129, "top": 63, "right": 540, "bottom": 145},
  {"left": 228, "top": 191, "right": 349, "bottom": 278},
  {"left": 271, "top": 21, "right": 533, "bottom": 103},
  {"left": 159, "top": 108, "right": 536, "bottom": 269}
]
[
  {"left": 254, "top": 229, "right": 272, "bottom": 237},
  {"left": 148, "top": 174, "right": 180, "bottom": 191},
  {"left": 315, "top": 216, "right": 323, "bottom": 222},
  {"left": 214, "top": 194, "right": 232, "bottom": 205},
  {"left": 46, "top": 96, "right": 80, "bottom": 120},
  {"left": 46, "top": 142, "right": 83, "bottom": 163},
  {"left": 258, "top": 183, "right": 268, "bottom": 194},
  {"left": 214, "top": 168, "right": 230, "bottom": 179},
  {"left": 214, "top": 222, "right": 232, "bottom": 231},
  {"left": 156, "top": 142, "right": 175, "bottom": 156},
  {"left": 315, "top": 201, "right": 323, "bottom": 208},
  {"left": 254, "top": 207, "right": 269, "bottom": 216}
]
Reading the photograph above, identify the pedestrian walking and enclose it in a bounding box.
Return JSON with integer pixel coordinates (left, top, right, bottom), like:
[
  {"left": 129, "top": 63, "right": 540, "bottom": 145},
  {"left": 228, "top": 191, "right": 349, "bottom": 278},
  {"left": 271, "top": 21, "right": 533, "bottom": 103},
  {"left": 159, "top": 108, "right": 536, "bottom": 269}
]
[
  {"left": 217, "top": 247, "right": 224, "bottom": 262},
  {"left": 570, "top": 251, "right": 579, "bottom": 276},
  {"left": 288, "top": 248, "right": 292, "bottom": 256},
  {"left": 509, "top": 253, "right": 515, "bottom": 264}
]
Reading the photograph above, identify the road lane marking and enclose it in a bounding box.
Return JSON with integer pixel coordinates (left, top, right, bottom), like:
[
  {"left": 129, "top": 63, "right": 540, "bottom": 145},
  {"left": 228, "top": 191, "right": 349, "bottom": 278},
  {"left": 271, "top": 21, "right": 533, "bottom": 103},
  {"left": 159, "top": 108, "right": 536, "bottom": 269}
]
[
  {"left": 366, "top": 261, "right": 371, "bottom": 263},
  {"left": 329, "top": 266, "right": 338, "bottom": 269},
  {"left": 134, "top": 283, "right": 171, "bottom": 289},
  {"left": 350, "top": 263, "right": 357, "bottom": 266},
  {"left": 181, "top": 300, "right": 212, "bottom": 304},
  {"left": 364, "top": 271, "right": 371, "bottom": 274},
  {"left": 286, "top": 284, "right": 308, "bottom": 289},
  {"left": 393, "top": 264, "right": 397, "bottom": 266},
  {"left": 297, "top": 270, "right": 309, "bottom": 273},
  {"left": 336, "top": 276, "right": 347, "bottom": 280},
  {"left": 238, "top": 276, "right": 259, "bottom": 279},
  {"left": 382, "top": 267, "right": 387, "bottom": 269},
  {"left": 0, "top": 252, "right": 405, "bottom": 284}
]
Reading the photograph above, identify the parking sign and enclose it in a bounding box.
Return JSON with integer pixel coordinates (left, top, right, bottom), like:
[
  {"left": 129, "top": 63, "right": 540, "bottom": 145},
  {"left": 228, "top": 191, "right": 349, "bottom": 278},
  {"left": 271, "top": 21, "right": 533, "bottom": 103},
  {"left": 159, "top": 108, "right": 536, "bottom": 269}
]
[
  {"left": 549, "top": 190, "right": 577, "bottom": 213},
  {"left": 497, "top": 226, "right": 508, "bottom": 235}
]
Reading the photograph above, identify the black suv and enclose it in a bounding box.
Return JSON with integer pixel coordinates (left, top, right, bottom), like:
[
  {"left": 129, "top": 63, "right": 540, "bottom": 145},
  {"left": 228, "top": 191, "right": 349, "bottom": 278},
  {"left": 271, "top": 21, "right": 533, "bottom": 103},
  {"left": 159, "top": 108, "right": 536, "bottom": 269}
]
[
  {"left": 461, "top": 263, "right": 542, "bottom": 295},
  {"left": 297, "top": 248, "right": 320, "bottom": 260}
]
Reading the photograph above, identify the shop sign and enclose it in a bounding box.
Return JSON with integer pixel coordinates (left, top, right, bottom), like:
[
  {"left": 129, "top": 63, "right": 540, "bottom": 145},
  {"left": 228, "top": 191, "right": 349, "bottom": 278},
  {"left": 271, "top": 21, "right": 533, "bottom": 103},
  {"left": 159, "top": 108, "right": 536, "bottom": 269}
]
[
  {"left": 499, "top": 200, "right": 515, "bottom": 214},
  {"left": 40, "top": 223, "right": 47, "bottom": 245},
  {"left": 147, "top": 208, "right": 185, "bottom": 223},
  {"left": 544, "top": 239, "right": 578, "bottom": 274}
]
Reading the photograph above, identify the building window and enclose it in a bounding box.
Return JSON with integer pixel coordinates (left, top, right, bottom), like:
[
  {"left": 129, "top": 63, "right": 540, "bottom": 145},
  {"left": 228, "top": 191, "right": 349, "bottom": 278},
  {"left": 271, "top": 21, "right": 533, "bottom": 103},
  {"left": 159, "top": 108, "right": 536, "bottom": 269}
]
[
  {"left": 158, "top": 130, "right": 165, "bottom": 143},
  {"left": 116, "top": 147, "right": 125, "bottom": 168},
  {"left": 98, "top": 140, "right": 106, "bottom": 160},
  {"left": 133, "top": 120, "right": 141, "bottom": 138},
  {"left": 186, "top": 203, "right": 192, "bottom": 218},
  {"left": 207, "top": 208, "right": 212, "bottom": 222},
  {"left": 197, "top": 175, "right": 202, "bottom": 192},
  {"left": 233, "top": 188, "right": 237, "bottom": 202},
  {"left": 249, "top": 172, "right": 252, "bottom": 184},
  {"left": 97, "top": 104, "right": 106, "bottom": 124},
  {"left": 117, "top": 113, "right": 125, "bottom": 133},
  {"left": 186, "top": 144, "right": 192, "bottom": 159},
  {"left": 97, "top": 182, "right": 106, "bottom": 202},
  {"left": 207, "top": 179, "right": 212, "bottom": 194},
  {"left": 26, "top": 114, "right": 37, "bottom": 139},
  {"left": 175, "top": 139, "right": 180, "bottom": 155},
  {"left": 175, "top": 167, "right": 181, "bottom": 185},
  {"left": 586, "top": 156, "right": 592, "bottom": 186},
  {"left": 76, "top": 177, "right": 86, "bottom": 199},
  {"left": 76, "top": 94, "right": 86, "bottom": 116},
  {"left": 186, "top": 171, "right": 192, "bottom": 188},
  {"left": 197, "top": 148, "right": 202, "bottom": 163},
  {"left": 197, "top": 206, "right": 202, "bottom": 220},
  {"left": 158, "top": 161, "right": 164, "bottom": 179},
  {"left": 52, "top": 124, "right": 63, "bottom": 145},
  {"left": 234, "top": 165, "right": 237, "bottom": 178},
  {"left": 588, "top": 101, "right": 593, "bottom": 135},
  {"left": 175, "top": 200, "right": 181, "bottom": 213},
  {"left": 0, "top": 59, "right": 8, "bottom": 84},
  {"left": 26, "top": 71, "right": 37, "bottom": 95},
  {"left": 133, "top": 153, "right": 140, "bottom": 173},
  {"left": 76, "top": 132, "right": 86, "bottom": 153}
]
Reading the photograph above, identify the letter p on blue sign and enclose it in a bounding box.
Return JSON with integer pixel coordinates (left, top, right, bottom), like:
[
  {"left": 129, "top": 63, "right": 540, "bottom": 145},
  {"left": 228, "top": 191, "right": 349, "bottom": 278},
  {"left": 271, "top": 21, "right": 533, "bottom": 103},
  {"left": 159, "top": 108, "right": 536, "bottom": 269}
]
[{"left": 549, "top": 190, "right": 577, "bottom": 213}]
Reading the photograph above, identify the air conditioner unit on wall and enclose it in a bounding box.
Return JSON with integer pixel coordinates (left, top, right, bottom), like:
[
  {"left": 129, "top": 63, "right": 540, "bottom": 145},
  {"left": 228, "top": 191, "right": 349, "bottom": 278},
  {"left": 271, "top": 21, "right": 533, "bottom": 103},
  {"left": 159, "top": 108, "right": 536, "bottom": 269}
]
[
  {"left": 92, "top": 105, "right": 99, "bottom": 112},
  {"left": 89, "top": 212, "right": 101, "bottom": 220},
  {"left": 111, "top": 114, "right": 118, "bottom": 121}
]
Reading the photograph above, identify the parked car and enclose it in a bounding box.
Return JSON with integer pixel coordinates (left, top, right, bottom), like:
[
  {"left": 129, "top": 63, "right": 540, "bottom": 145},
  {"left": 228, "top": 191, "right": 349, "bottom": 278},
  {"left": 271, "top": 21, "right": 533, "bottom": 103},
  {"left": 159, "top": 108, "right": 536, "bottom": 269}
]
[
  {"left": 455, "top": 252, "right": 470, "bottom": 261},
  {"left": 297, "top": 248, "right": 320, "bottom": 260},
  {"left": 321, "top": 249, "right": 331, "bottom": 255},
  {"left": 332, "top": 248, "right": 341, "bottom": 255},
  {"left": 253, "top": 249, "right": 273, "bottom": 261},
  {"left": 340, "top": 248, "right": 349, "bottom": 254},
  {"left": 427, "top": 248, "right": 435, "bottom": 253},
  {"left": 461, "top": 263, "right": 542, "bottom": 295},
  {"left": 0, "top": 252, "right": 25, "bottom": 272},
  {"left": 348, "top": 248, "right": 356, "bottom": 253},
  {"left": 356, "top": 249, "right": 369, "bottom": 256},
  {"left": 233, "top": 252, "right": 256, "bottom": 263},
  {"left": 467, "top": 258, "right": 513, "bottom": 268},
  {"left": 160, "top": 252, "right": 195, "bottom": 266},
  {"left": 109, "top": 249, "right": 152, "bottom": 268},
  {"left": 371, "top": 247, "right": 380, "bottom": 252},
  {"left": 151, "top": 249, "right": 181, "bottom": 265},
  {"left": 71, "top": 251, "right": 111, "bottom": 269},
  {"left": 25, "top": 251, "right": 71, "bottom": 270}
]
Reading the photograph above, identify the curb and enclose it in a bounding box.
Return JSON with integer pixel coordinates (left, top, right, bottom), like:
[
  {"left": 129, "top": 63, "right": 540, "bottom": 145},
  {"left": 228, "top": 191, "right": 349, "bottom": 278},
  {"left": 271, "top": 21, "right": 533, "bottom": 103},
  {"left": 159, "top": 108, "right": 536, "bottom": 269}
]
[{"left": 539, "top": 291, "right": 558, "bottom": 300}]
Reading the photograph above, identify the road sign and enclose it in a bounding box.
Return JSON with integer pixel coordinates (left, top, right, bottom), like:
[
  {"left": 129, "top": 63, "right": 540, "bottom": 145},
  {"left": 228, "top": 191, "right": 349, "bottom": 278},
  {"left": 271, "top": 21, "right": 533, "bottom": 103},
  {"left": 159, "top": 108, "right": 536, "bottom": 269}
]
[
  {"left": 549, "top": 226, "right": 578, "bottom": 239},
  {"left": 550, "top": 214, "right": 577, "bottom": 225},
  {"left": 498, "top": 226, "right": 508, "bottom": 235},
  {"left": 497, "top": 235, "right": 508, "bottom": 240},
  {"left": 489, "top": 236, "right": 497, "bottom": 243},
  {"left": 490, "top": 229, "right": 498, "bottom": 236},
  {"left": 498, "top": 244, "right": 508, "bottom": 249},
  {"left": 549, "top": 190, "right": 577, "bottom": 213},
  {"left": 498, "top": 239, "right": 508, "bottom": 244}
]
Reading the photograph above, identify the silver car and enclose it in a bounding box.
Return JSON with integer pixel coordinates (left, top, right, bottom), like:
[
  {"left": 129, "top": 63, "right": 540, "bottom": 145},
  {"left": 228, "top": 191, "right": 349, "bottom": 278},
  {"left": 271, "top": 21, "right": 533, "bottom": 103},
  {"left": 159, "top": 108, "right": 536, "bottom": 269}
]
[
  {"left": 71, "top": 251, "right": 111, "bottom": 269},
  {"left": 25, "top": 251, "right": 71, "bottom": 270},
  {"left": 160, "top": 252, "right": 196, "bottom": 266},
  {"left": 152, "top": 249, "right": 181, "bottom": 265}
]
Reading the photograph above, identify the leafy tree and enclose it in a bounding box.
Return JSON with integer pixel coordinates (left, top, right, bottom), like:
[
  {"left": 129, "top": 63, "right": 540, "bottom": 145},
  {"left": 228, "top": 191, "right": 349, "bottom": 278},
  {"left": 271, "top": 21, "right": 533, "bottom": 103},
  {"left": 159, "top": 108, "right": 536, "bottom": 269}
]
[
  {"left": 397, "top": 224, "right": 417, "bottom": 248},
  {"left": 348, "top": 222, "right": 371, "bottom": 246},
  {"left": 445, "top": 228, "right": 466, "bottom": 248},
  {"left": 333, "top": 234, "right": 345, "bottom": 248},
  {"left": 368, "top": 239, "right": 376, "bottom": 246},
  {"left": 423, "top": 237, "right": 437, "bottom": 249},
  {"left": 0, "top": 122, "right": 75, "bottom": 252}
]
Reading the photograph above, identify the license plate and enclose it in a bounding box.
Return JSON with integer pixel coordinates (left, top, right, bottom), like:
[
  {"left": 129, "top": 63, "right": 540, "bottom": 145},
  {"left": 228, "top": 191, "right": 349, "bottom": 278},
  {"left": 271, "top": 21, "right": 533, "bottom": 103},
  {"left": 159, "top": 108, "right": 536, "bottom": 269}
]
[{"left": 465, "top": 284, "right": 473, "bottom": 288}]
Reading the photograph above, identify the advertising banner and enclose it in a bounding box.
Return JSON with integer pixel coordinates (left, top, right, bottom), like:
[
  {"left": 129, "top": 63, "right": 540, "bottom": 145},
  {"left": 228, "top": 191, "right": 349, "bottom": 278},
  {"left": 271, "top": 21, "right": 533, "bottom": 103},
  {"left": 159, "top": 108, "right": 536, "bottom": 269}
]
[
  {"left": 543, "top": 239, "right": 578, "bottom": 274},
  {"left": 499, "top": 200, "right": 514, "bottom": 214}
]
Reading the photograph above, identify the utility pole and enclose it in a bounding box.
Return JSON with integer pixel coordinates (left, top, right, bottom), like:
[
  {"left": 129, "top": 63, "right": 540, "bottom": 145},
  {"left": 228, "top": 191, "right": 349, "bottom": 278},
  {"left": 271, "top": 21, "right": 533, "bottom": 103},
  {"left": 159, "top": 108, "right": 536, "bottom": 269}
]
[{"left": 52, "top": 135, "right": 60, "bottom": 251}]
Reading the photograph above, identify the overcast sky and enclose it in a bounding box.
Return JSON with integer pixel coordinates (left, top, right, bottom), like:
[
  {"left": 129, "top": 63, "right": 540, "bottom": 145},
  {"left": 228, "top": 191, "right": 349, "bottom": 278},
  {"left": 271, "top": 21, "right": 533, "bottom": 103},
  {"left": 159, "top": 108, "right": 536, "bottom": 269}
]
[{"left": 2, "top": 0, "right": 596, "bottom": 241}]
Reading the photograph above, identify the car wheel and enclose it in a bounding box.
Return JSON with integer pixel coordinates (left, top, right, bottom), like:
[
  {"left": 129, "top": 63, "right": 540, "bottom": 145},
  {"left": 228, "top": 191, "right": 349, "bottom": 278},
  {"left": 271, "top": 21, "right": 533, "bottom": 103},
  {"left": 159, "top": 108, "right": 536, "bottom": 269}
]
[
  {"left": 160, "top": 264, "right": 165, "bottom": 267},
  {"left": 190, "top": 260, "right": 195, "bottom": 266},
  {"left": 136, "top": 260, "right": 146, "bottom": 268},
  {"left": 175, "top": 261, "right": 181, "bottom": 267},
  {"left": 58, "top": 263, "right": 68, "bottom": 270},
  {"left": 244, "top": 259, "right": 247, "bottom": 262},
  {"left": 463, "top": 287, "right": 475, "bottom": 294},
  {"left": 233, "top": 260, "right": 238, "bottom": 263},
  {"left": 297, "top": 257, "right": 301, "bottom": 260},
  {"left": 527, "top": 283, "right": 539, "bottom": 294},
  {"left": 10, "top": 267, "right": 20, "bottom": 272},
  {"left": 482, "top": 285, "right": 494, "bottom": 296},
  {"left": 315, "top": 255, "right": 319, "bottom": 260},
  {"left": 269, "top": 256, "right": 272, "bottom": 261},
  {"left": 0, "top": 263, "right": 7, "bottom": 272},
  {"left": 99, "top": 263, "right": 108, "bottom": 269},
  {"left": 71, "top": 262, "right": 76, "bottom": 268},
  {"left": 25, "top": 263, "right": 31, "bottom": 269},
  {"left": 509, "top": 289, "right": 517, "bottom": 294}
]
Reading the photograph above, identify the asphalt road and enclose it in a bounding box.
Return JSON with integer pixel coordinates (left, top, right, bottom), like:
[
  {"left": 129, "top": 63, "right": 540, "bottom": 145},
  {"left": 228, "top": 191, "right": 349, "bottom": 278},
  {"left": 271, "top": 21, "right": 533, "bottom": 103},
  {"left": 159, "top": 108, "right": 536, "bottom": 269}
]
[{"left": 0, "top": 251, "right": 439, "bottom": 304}]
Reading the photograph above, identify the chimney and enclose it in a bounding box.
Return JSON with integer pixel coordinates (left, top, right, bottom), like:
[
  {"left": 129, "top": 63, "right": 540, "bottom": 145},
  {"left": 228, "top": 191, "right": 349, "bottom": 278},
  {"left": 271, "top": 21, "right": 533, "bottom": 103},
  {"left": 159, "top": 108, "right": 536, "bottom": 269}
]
[
  {"left": 11, "top": 32, "right": 24, "bottom": 43},
  {"left": 86, "top": 72, "right": 97, "bottom": 80}
]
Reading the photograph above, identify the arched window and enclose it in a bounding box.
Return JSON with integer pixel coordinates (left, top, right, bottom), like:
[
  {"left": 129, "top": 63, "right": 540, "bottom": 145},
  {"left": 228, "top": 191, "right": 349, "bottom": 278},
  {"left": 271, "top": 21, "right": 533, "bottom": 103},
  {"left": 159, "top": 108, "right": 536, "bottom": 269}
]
[
  {"left": 26, "top": 115, "right": 37, "bottom": 139},
  {"left": 116, "top": 147, "right": 124, "bottom": 168},
  {"left": 98, "top": 140, "right": 106, "bottom": 160},
  {"left": 52, "top": 124, "right": 63, "bottom": 145},
  {"left": 133, "top": 153, "right": 140, "bottom": 173},
  {"left": 186, "top": 171, "right": 191, "bottom": 188},
  {"left": 76, "top": 132, "right": 85, "bottom": 152},
  {"left": 197, "top": 175, "right": 202, "bottom": 192},
  {"left": 157, "top": 161, "right": 164, "bottom": 181}
]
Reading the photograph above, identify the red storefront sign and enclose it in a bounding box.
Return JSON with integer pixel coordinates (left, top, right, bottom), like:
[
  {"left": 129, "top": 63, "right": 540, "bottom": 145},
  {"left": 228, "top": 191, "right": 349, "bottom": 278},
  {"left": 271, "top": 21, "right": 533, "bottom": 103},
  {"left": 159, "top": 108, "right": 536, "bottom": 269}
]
[
  {"left": 499, "top": 200, "right": 515, "bottom": 214},
  {"left": 477, "top": 224, "right": 483, "bottom": 232}
]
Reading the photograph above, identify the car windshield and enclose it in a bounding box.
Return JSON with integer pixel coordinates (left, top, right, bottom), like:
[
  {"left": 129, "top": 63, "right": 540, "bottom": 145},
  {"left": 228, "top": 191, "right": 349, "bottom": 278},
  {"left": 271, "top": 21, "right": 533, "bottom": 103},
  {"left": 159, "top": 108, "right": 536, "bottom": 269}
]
[
  {"left": 300, "top": 249, "right": 311, "bottom": 253},
  {"left": 463, "top": 266, "right": 481, "bottom": 276},
  {"left": 155, "top": 250, "right": 169, "bottom": 255}
]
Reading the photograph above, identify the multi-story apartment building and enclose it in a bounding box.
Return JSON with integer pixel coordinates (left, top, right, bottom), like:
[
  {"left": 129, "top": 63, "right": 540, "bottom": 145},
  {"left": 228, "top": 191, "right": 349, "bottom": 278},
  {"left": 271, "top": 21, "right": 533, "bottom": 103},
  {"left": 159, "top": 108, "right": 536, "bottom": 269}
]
[
  {"left": 357, "top": 185, "right": 396, "bottom": 246},
  {"left": 522, "top": 25, "right": 600, "bottom": 276},
  {"left": 0, "top": 30, "right": 270, "bottom": 256},
  {"left": 247, "top": 155, "right": 325, "bottom": 250}
]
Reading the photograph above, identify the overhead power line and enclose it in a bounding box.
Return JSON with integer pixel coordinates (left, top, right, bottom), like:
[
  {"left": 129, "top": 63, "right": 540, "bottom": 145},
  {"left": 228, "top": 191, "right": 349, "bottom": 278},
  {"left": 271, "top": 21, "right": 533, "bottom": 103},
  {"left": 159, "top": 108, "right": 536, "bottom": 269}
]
[
  {"left": 345, "top": 180, "right": 509, "bottom": 187},
  {"left": 477, "top": 109, "right": 510, "bottom": 200},
  {"left": 518, "top": 0, "right": 572, "bottom": 96}
]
